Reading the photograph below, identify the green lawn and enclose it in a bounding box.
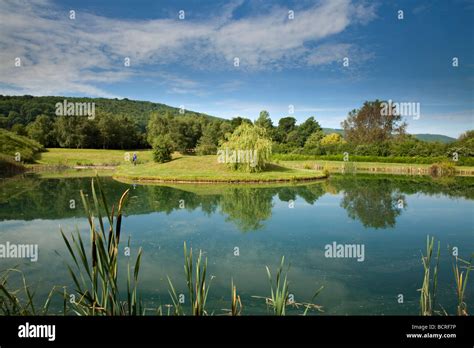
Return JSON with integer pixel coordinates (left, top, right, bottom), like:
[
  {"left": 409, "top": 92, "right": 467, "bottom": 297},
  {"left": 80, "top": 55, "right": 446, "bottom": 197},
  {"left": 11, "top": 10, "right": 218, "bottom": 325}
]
[
  {"left": 36, "top": 148, "right": 153, "bottom": 166},
  {"left": 20, "top": 149, "right": 474, "bottom": 180},
  {"left": 114, "top": 155, "right": 326, "bottom": 183}
]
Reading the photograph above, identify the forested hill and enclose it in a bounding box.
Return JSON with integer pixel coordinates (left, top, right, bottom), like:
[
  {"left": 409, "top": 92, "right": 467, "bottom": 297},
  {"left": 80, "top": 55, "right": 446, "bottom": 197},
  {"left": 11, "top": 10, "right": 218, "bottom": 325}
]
[
  {"left": 0, "top": 95, "right": 457, "bottom": 143},
  {"left": 413, "top": 134, "right": 456, "bottom": 143},
  {"left": 0, "top": 95, "right": 219, "bottom": 130}
]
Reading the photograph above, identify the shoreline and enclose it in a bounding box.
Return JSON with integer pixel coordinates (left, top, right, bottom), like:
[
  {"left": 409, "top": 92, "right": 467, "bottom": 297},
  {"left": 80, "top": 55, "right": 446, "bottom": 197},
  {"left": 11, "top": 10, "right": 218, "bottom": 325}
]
[
  {"left": 15, "top": 161, "right": 474, "bottom": 181},
  {"left": 112, "top": 174, "right": 327, "bottom": 184}
]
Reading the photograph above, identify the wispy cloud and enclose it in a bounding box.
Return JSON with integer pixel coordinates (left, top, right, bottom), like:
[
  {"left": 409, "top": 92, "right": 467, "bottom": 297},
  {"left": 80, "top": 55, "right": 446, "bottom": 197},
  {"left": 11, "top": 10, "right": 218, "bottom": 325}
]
[{"left": 0, "top": 0, "right": 376, "bottom": 97}]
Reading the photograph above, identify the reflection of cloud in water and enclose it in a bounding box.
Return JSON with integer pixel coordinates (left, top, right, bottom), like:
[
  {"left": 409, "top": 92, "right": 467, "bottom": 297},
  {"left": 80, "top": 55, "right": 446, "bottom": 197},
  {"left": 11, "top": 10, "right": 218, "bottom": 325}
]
[{"left": 0, "top": 218, "right": 89, "bottom": 301}]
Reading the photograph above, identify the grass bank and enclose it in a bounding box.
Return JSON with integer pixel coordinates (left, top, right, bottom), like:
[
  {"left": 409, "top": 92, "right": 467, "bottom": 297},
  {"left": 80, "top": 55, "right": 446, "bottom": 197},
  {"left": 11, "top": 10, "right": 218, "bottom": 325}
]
[
  {"left": 5, "top": 148, "right": 473, "bottom": 180},
  {"left": 273, "top": 153, "right": 474, "bottom": 166},
  {"left": 280, "top": 160, "right": 474, "bottom": 177},
  {"left": 35, "top": 148, "right": 153, "bottom": 166},
  {"left": 114, "top": 154, "right": 326, "bottom": 183},
  {"left": 0, "top": 128, "right": 44, "bottom": 163}
]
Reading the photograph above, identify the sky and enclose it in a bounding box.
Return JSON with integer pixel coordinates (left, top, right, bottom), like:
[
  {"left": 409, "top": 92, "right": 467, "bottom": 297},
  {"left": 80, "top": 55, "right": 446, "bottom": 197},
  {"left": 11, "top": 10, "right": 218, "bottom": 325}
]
[{"left": 0, "top": 0, "right": 473, "bottom": 137}]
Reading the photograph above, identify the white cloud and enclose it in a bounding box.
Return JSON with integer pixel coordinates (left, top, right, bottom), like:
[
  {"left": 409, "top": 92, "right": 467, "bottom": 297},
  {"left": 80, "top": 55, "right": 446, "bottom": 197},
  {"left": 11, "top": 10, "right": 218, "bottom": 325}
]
[
  {"left": 306, "top": 43, "right": 353, "bottom": 66},
  {"left": 0, "top": 0, "right": 376, "bottom": 97}
]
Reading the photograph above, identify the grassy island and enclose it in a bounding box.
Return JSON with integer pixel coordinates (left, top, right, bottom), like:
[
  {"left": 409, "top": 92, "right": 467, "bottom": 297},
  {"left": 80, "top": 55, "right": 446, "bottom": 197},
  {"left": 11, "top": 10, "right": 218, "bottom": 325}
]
[{"left": 113, "top": 154, "right": 326, "bottom": 183}]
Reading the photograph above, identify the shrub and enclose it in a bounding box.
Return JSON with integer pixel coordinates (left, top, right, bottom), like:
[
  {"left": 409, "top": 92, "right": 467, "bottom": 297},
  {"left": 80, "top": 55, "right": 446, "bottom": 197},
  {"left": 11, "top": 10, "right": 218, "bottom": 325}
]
[
  {"left": 152, "top": 137, "right": 173, "bottom": 163},
  {"left": 272, "top": 142, "right": 297, "bottom": 154},
  {"left": 429, "top": 161, "right": 456, "bottom": 177},
  {"left": 320, "top": 133, "right": 345, "bottom": 146},
  {"left": 0, "top": 128, "right": 44, "bottom": 163},
  {"left": 304, "top": 132, "right": 324, "bottom": 149},
  {"left": 354, "top": 143, "right": 389, "bottom": 156},
  {"left": 270, "top": 153, "right": 473, "bottom": 166},
  {"left": 448, "top": 146, "right": 474, "bottom": 158}
]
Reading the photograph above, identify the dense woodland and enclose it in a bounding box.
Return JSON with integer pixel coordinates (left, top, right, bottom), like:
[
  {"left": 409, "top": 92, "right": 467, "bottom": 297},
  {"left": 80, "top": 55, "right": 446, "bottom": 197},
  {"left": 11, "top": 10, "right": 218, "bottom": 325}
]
[{"left": 0, "top": 96, "right": 473, "bottom": 165}]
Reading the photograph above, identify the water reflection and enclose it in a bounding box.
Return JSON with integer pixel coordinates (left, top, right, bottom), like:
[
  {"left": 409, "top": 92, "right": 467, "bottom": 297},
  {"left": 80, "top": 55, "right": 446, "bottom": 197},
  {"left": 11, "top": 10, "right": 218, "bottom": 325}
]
[
  {"left": 1, "top": 174, "right": 473, "bottom": 231},
  {"left": 1, "top": 173, "right": 473, "bottom": 315},
  {"left": 336, "top": 178, "right": 405, "bottom": 229}
]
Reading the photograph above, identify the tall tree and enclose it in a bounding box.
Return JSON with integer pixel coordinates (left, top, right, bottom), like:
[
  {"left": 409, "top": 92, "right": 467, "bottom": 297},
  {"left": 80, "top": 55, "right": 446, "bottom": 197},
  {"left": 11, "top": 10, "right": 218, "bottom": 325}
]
[
  {"left": 255, "top": 110, "right": 274, "bottom": 135},
  {"left": 196, "top": 122, "right": 219, "bottom": 155},
  {"left": 295, "top": 116, "right": 322, "bottom": 147},
  {"left": 26, "top": 115, "right": 55, "bottom": 146},
  {"left": 230, "top": 116, "right": 252, "bottom": 131},
  {"left": 54, "top": 116, "right": 98, "bottom": 148},
  {"left": 342, "top": 100, "right": 406, "bottom": 144},
  {"left": 275, "top": 117, "right": 297, "bottom": 143},
  {"left": 219, "top": 123, "right": 272, "bottom": 173}
]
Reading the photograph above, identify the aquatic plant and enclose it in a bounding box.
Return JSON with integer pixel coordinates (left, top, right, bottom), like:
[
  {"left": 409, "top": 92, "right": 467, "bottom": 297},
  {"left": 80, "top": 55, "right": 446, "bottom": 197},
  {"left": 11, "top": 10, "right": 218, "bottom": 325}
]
[
  {"left": 0, "top": 269, "right": 61, "bottom": 315},
  {"left": 453, "top": 255, "right": 473, "bottom": 316},
  {"left": 419, "top": 235, "right": 440, "bottom": 316},
  {"left": 230, "top": 279, "right": 243, "bottom": 316},
  {"left": 429, "top": 161, "right": 456, "bottom": 177},
  {"left": 167, "top": 242, "right": 213, "bottom": 316},
  {"left": 60, "top": 177, "right": 143, "bottom": 315},
  {"left": 254, "top": 256, "right": 323, "bottom": 316},
  {"left": 265, "top": 256, "right": 290, "bottom": 315}
]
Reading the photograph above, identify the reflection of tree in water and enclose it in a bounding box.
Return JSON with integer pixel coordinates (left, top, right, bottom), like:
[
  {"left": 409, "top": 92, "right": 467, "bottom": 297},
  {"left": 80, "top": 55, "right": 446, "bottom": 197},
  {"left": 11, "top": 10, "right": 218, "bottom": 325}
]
[
  {"left": 143, "top": 186, "right": 220, "bottom": 215},
  {"left": 132, "top": 184, "right": 325, "bottom": 231},
  {"left": 219, "top": 187, "right": 274, "bottom": 231},
  {"left": 4, "top": 175, "right": 472, "bottom": 231},
  {"left": 0, "top": 176, "right": 97, "bottom": 220},
  {"left": 328, "top": 174, "right": 474, "bottom": 229},
  {"left": 332, "top": 176, "right": 405, "bottom": 229},
  {"left": 220, "top": 184, "right": 325, "bottom": 232},
  {"left": 278, "top": 185, "right": 325, "bottom": 204}
]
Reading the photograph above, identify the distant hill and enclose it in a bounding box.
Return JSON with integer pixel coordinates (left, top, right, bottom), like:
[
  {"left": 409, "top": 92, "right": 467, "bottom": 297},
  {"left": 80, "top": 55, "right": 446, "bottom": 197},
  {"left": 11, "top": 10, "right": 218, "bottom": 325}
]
[
  {"left": 0, "top": 96, "right": 458, "bottom": 144},
  {"left": 0, "top": 95, "right": 219, "bottom": 130},
  {"left": 322, "top": 128, "right": 455, "bottom": 143},
  {"left": 322, "top": 128, "right": 344, "bottom": 135},
  {"left": 412, "top": 134, "right": 455, "bottom": 143}
]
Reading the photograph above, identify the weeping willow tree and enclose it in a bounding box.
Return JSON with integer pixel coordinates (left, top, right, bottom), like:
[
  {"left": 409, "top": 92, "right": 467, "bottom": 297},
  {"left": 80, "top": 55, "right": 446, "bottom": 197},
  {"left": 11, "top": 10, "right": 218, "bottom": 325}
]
[{"left": 218, "top": 123, "right": 272, "bottom": 173}]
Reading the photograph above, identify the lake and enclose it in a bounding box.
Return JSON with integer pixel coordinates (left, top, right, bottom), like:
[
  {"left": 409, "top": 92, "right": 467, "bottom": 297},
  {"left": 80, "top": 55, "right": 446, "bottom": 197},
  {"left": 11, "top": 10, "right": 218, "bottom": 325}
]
[{"left": 1, "top": 174, "right": 473, "bottom": 315}]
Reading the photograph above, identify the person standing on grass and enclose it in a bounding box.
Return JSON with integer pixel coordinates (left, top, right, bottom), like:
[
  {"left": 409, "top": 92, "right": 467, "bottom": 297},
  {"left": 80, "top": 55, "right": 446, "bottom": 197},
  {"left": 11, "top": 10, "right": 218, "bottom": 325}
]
[{"left": 132, "top": 152, "right": 137, "bottom": 166}]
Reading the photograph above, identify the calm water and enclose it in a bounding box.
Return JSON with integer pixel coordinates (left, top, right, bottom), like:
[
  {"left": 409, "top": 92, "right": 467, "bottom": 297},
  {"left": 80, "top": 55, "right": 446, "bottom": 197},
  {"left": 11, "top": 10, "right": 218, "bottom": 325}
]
[{"left": 1, "top": 174, "right": 473, "bottom": 315}]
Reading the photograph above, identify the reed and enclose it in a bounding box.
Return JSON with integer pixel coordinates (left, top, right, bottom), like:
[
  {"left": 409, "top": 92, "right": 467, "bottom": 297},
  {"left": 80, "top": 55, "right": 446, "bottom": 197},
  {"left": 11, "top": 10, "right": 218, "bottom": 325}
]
[
  {"left": 0, "top": 269, "right": 59, "bottom": 315},
  {"left": 166, "top": 276, "right": 184, "bottom": 315},
  {"left": 453, "top": 255, "right": 473, "bottom": 316},
  {"left": 60, "top": 177, "right": 143, "bottom": 315},
  {"left": 265, "top": 256, "right": 290, "bottom": 315},
  {"left": 254, "top": 256, "right": 324, "bottom": 315},
  {"left": 419, "top": 235, "right": 440, "bottom": 316},
  {"left": 230, "top": 279, "right": 243, "bottom": 316},
  {"left": 167, "top": 242, "right": 213, "bottom": 315}
]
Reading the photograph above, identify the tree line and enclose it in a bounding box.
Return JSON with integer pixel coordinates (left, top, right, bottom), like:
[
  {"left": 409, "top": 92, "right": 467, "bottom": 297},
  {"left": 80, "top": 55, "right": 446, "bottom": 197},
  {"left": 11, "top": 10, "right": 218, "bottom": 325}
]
[{"left": 0, "top": 96, "right": 472, "bottom": 162}]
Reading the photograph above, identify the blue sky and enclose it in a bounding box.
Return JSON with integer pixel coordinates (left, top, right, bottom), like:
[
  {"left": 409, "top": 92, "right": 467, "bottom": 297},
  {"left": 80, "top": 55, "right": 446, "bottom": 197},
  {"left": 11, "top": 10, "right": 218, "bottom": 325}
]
[{"left": 0, "top": 0, "right": 473, "bottom": 137}]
